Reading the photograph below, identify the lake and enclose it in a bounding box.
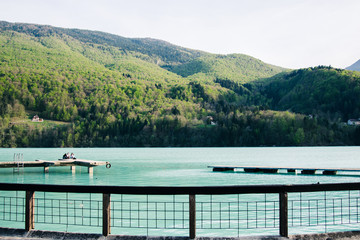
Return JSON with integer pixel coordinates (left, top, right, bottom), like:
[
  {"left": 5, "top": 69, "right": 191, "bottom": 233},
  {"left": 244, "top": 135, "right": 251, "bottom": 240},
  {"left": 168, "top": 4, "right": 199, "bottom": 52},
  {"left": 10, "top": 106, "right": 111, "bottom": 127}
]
[
  {"left": 1, "top": 147, "right": 360, "bottom": 186},
  {"left": 1, "top": 147, "right": 360, "bottom": 237}
]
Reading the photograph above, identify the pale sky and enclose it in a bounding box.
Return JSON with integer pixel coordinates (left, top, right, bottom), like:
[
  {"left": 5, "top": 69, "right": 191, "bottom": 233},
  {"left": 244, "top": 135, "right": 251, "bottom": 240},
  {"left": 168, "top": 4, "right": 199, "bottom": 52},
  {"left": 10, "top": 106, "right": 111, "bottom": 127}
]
[{"left": 0, "top": 0, "right": 359, "bottom": 69}]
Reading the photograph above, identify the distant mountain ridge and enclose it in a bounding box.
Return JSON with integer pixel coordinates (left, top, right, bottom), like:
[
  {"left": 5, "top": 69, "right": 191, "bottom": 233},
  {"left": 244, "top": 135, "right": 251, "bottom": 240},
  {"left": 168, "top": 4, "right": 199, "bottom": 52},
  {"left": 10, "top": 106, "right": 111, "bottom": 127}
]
[
  {"left": 346, "top": 59, "right": 360, "bottom": 71},
  {"left": 0, "top": 20, "right": 285, "bottom": 83},
  {"left": 0, "top": 21, "right": 203, "bottom": 65}
]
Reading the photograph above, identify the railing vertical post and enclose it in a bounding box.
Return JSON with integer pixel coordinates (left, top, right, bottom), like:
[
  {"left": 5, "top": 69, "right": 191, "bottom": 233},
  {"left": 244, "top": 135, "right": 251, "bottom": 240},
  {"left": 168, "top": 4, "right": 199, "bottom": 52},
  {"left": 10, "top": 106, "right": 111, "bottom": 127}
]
[
  {"left": 25, "top": 190, "right": 35, "bottom": 231},
  {"left": 103, "top": 193, "right": 111, "bottom": 236},
  {"left": 279, "top": 191, "right": 288, "bottom": 237},
  {"left": 189, "top": 194, "right": 196, "bottom": 239}
]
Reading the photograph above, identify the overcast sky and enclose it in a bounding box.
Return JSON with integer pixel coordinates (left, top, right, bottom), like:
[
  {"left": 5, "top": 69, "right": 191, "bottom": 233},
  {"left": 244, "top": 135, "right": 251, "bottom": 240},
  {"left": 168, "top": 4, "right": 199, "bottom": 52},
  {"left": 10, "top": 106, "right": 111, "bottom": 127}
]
[{"left": 1, "top": 0, "right": 359, "bottom": 69}]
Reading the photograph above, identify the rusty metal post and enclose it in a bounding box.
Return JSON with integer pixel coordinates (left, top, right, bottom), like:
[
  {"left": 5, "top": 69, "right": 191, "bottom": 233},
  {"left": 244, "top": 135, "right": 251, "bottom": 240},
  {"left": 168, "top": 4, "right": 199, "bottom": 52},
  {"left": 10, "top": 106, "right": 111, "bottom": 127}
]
[
  {"left": 103, "top": 193, "right": 111, "bottom": 236},
  {"left": 279, "top": 191, "right": 288, "bottom": 237},
  {"left": 189, "top": 194, "right": 196, "bottom": 239},
  {"left": 25, "top": 191, "right": 35, "bottom": 231}
]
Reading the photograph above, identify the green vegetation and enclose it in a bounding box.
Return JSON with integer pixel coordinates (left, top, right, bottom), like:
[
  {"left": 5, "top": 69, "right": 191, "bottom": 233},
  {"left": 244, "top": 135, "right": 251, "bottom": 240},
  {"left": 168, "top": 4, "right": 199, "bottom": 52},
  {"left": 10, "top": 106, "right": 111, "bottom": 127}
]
[
  {"left": 258, "top": 66, "right": 360, "bottom": 121},
  {"left": 0, "top": 21, "right": 359, "bottom": 147},
  {"left": 165, "top": 53, "right": 285, "bottom": 83}
]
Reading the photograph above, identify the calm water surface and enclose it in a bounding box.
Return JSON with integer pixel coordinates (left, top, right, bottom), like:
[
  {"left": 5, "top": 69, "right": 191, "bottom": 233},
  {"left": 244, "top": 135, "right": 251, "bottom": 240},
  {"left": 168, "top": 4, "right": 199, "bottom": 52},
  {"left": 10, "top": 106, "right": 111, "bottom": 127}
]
[{"left": 1, "top": 147, "right": 360, "bottom": 186}]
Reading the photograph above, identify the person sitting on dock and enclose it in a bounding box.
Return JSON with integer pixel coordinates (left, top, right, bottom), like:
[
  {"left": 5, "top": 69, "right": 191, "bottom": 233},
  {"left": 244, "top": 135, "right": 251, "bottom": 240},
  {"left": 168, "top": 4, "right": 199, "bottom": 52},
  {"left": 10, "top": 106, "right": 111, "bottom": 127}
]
[
  {"left": 70, "top": 153, "right": 76, "bottom": 159},
  {"left": 62, "top": 153, "right": 67, "bottom": 159}
]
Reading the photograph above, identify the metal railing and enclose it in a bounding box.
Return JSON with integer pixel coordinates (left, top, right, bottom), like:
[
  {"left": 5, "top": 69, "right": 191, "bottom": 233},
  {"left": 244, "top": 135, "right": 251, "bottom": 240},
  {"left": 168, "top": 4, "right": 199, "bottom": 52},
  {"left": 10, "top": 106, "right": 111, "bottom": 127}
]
[{"left": 1, "top": 182, "right": 360, "bottom": 238}]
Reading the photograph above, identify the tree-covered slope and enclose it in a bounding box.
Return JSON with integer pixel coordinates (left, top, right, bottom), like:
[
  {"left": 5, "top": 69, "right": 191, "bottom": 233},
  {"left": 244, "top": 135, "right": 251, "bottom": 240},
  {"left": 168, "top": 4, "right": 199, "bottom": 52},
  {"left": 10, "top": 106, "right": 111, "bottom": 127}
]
[
  {"left": 0, "top": 21, "right": 285, "bottom": 82},
  {"left": 0, "top": 21, "right": 204, "bottom": 66},
  {"left": 0, "top": 28, "right": 199, "bottom": 122},
  {"left": 258, "top": 66, "right": 360, "bottom": 121},
  {"left": 165, "top": 53, "right": 286, "bottom": 83},
  {"left": 0, "top": 21, "right": 358, "bottom": 147}
]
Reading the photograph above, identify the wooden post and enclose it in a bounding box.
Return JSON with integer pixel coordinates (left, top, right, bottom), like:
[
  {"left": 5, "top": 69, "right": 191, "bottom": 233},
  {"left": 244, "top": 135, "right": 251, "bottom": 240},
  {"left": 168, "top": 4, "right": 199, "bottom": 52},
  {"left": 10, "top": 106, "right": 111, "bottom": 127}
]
[
  {"left": 189, "top": 194, "right": 196, "bottom": 239},
  {"left": 70, "top": 166, "right": 76, "bottom": 173},
  {"left": 279, "top": 191, "right": 288, "bottom": 237},
  {"left": 25, "top": 191, "right": 35, "bottom": 231},
  {"left": 44, "top": 167, "right": 49, "bottom": 173},
  {"left": 88, "top": 167, "right": 93, "bottom": 174},
  {"left": 103, "top": 193, "right": 111, "bottom": 236}
]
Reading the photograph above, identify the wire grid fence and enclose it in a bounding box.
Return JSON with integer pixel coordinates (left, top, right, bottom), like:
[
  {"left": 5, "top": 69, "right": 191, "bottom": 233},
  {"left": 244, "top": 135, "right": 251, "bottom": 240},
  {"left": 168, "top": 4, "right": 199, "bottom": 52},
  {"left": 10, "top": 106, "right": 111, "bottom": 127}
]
[
  {"left": 196, "top": 194, "right": 279, "bottom": 231},
  {"left": 0, "top": 191, "right": 25, "bottom": 222},
  {"left": 1, "top": 190, "right": 360, "bottom": 236},
  {"left": 111, "top": 194, "right": 189, "bottom": 236},
  {"left": 34, "top": 192, "right": 102, "bottom": 227},
  {"left": 288, "top": 190, "right": 360, "bottom": 233}
]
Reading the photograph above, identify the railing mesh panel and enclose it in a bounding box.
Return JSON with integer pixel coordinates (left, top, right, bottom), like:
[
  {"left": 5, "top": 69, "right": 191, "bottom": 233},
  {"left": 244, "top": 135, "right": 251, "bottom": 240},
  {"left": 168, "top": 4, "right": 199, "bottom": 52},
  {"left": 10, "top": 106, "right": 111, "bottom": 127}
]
[
  {"left": 34, "top": 192, "right": 102, "bottom": 227},
  {"left": 1, "top": 189, "right": 360, "bottom": 236},
  {"left": 288, "top": 190, "right": 360, "bottom": 232},
  {"left": 111, "top": 195, "right": 189, "bottom": 230},
  {"left": 0, "top": 191, "right": 25, "bottom": 222},
  {"left": 196, "top": 194, "right": 279, "bottom": 230}
]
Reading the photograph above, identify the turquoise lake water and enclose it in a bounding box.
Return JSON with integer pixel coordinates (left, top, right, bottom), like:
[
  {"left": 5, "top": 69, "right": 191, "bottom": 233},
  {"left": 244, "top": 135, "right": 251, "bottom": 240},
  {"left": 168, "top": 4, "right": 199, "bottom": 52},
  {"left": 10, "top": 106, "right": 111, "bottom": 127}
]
[
  {"left": 1, "top": 147, "right": 360, "bottom": 237},
  {"left": 1, "top": 147, "right": 360, "bottom": 186}
]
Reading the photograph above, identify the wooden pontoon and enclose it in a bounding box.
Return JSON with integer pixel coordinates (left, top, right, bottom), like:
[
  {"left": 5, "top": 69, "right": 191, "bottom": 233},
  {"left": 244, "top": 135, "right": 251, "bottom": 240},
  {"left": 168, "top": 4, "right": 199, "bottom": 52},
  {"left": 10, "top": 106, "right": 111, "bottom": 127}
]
[
  {"left": 0, "top": 159, "right": 111, "bottom": 173},
  {"left": 208, "top": 165, "right": 360, "bottom": 175}
]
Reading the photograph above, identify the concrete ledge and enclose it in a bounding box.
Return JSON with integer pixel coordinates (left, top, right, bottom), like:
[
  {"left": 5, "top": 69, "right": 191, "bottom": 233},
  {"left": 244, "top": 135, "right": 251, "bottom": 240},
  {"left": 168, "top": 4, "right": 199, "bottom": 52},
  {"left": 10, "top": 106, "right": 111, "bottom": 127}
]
[
  {"left": 290, "top": 231, "right": 360, "bottom": 240},
  {"left": 1, "top": 227, "right": 360, "bottom": 240}
]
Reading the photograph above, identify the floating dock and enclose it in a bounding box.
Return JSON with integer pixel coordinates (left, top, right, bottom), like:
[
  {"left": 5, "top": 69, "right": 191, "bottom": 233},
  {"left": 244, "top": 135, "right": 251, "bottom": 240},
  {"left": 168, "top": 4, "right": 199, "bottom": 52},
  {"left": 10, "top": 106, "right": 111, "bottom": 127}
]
[
  {"left": 208, "top": 165, "right": 360, "bottom": 175},
  {"left": 0, "top": 159, "right": 111, "bottom": 173}
]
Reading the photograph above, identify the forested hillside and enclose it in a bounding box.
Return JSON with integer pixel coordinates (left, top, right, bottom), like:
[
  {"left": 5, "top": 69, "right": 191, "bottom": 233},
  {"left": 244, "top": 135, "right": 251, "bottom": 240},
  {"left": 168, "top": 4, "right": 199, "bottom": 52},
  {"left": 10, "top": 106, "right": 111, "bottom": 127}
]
[
  {"left": 0, "top": 21, "right": 359, "bottom": 147},
  {"left": 258, "top": 66, "right": 360, "bottom": 121},
  {"left": 164, "top": 53, "right": 285, "bottom": 83}
]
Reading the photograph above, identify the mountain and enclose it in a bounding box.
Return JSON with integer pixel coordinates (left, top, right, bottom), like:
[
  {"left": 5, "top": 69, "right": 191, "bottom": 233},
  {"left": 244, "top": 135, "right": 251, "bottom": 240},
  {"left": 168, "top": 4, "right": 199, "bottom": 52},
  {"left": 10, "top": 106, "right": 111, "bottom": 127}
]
[
  {"left": 257, "top": 66, "right": 360, "bottom": 121},
  {"left": 0, "top": 21, "right": 203, "bottom": 66},
  {"left": 346, "top": 59, "right": 360, "bottom": 71},
  {"left": 0, "top": 21, "right": 358, "bottom": 147},
  {"left": 0, "top": 21, "right": 285, "bottom": 82},
  {"left": 164, "top": 53, "right": 285, "bottom": 83}
]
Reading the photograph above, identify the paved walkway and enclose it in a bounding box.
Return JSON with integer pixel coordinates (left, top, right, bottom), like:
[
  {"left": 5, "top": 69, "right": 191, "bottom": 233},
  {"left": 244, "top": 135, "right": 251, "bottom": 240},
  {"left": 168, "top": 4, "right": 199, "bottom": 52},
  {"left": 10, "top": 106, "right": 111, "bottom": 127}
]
[{"left": 1, "top": 228, "right": 360, "bottom": 240}]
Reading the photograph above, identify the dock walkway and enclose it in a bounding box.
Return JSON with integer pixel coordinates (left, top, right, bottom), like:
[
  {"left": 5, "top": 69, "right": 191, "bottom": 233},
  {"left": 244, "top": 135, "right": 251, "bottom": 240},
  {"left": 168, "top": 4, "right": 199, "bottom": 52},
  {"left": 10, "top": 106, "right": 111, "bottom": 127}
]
[
  {"left": 0, "top": 159, "right": 111, "bottom": 173},
  {"left": 208, "top": 165, "right": 360, "bottom": 175}
]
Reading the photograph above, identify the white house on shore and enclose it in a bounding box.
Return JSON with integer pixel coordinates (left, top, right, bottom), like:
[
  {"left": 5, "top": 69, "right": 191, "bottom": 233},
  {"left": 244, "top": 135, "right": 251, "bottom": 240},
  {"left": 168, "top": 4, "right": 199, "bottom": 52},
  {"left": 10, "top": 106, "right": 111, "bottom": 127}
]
[
  {"left": 347, "top": 119, "right": 360, "bottom": 126},
  {"left": 32, "top": 115, "right": 43, "bottom": 122}
]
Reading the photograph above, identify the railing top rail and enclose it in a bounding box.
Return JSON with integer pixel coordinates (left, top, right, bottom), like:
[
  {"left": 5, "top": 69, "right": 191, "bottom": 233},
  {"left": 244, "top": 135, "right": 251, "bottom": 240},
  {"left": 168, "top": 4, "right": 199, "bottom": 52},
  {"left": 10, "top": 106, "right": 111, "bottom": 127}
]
[{"left": 1, "top": 182, "right": 360, "bottom": 195}]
